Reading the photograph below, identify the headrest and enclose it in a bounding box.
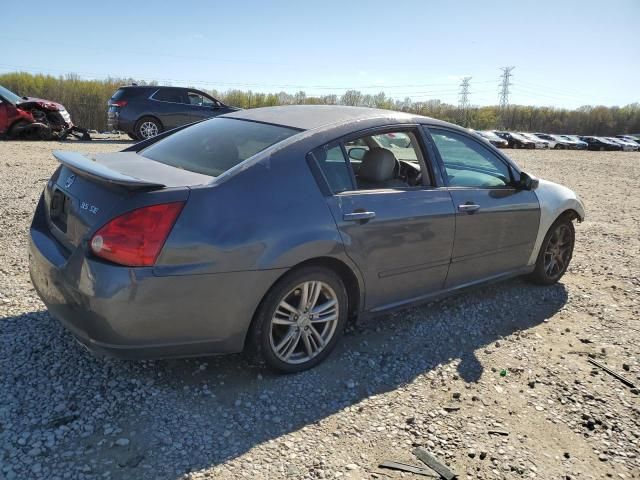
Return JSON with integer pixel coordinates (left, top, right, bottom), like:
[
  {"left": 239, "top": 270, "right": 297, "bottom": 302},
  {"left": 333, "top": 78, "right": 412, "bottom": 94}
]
[{"left": 358, "top": 148, "right": 396, "bottom": 183}]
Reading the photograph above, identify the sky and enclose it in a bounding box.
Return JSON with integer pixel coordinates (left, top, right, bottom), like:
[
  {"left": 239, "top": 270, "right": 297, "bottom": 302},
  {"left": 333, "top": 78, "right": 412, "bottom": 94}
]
[{"left": 2, "top": 0, "right": 638, "bottom": 109}]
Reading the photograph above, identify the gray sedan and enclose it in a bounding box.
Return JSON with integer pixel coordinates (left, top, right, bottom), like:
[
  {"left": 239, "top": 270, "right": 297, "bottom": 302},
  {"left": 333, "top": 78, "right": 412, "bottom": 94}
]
[{"left": 29, "top": 106, "right": 585, "bottom": 372}]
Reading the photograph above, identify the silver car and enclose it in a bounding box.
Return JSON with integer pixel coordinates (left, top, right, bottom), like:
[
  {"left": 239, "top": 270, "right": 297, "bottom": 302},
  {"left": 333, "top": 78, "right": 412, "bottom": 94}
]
[{"left": 29, "top": 106, "right": 585, "bottom": 372}]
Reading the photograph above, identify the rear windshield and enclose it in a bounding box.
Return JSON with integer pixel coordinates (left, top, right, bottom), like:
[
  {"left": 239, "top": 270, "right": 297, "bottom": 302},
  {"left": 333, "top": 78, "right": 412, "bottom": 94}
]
[
  {"left": 140, "top": 118, "right": 300, "bottom": 177},
  {"left": 110, "top": 88, "right": 127, "bottom": 101}
]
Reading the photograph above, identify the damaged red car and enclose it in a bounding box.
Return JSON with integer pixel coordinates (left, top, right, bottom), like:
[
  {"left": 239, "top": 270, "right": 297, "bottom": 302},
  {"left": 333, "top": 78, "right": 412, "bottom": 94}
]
[{"left": 0, "top": 85, "right": 89, "bottom": 140}]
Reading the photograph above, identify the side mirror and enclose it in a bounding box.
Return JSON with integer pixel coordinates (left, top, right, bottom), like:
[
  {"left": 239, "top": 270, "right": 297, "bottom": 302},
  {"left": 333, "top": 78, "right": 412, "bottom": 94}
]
[
  {"left": 517, "top": 171, "right": 539, "bottom": 191},
  {"left": 348, "top": 147, "right": 367, "bottom": 161}
]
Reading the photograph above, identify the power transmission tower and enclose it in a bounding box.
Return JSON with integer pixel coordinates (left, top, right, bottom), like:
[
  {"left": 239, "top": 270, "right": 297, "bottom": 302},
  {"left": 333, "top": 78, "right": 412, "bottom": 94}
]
[
  {"left": 498, "top": 66, "right": 515, "bottom": 128},
  {"left": 458, "top": 76, "right": 472, "bottom": 127}
]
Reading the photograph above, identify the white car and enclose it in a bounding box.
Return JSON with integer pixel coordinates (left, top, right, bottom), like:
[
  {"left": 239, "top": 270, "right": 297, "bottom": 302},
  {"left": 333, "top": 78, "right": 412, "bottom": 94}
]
[
  {"left": 616, "top": 135, "right": 640, "bottom": 145},
  {"left": 535, "top": 133, "right": 575, "bottom": 149},
  {"left": 607, "top": 137, "right": 639, "bottom": 152},
  {"left": 520, "top": 133, "right": 550, "bottom": 149}
]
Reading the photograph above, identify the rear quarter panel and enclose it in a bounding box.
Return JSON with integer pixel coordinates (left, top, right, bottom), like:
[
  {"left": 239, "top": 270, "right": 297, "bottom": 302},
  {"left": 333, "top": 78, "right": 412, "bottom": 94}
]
[{"left": 155, "top": 143, "right": 348, "bottom": 275}]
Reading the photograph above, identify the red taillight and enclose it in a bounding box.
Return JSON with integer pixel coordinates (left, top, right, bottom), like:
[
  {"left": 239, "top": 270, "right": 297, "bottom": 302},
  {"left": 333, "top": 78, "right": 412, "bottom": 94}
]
[
  {"left": 90, "top": 202, "right": 185, "bottom": 267},
  {"left": 111, "top": 100, "right": 128, "bottom": 107}
]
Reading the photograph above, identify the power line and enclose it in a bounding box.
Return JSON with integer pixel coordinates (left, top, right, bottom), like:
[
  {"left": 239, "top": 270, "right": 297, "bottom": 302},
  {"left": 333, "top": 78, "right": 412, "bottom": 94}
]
[
  {"left": 498, "top": 66, "right": 515, "bottom": 127},
  {"left": 0, "top": 62, "right": 489, "bottom": 92}
]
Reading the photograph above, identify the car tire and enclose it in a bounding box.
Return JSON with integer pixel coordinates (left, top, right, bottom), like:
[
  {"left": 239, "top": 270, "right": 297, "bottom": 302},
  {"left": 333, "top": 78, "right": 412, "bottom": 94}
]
[
  {"left": 135, "top": 116, "right": 162, "bottom": 140},
  {"left": 247, "top": 266, "right": 348, "bottom": 373},
  {"left": 127, "top": 132, "right": 139, "bottom": 141},
  {"left": 7, "top": 120, "right": 30, "bottom": 139},
  {"left": 526, "top": 215, "right": 575, "bottom": 285}
]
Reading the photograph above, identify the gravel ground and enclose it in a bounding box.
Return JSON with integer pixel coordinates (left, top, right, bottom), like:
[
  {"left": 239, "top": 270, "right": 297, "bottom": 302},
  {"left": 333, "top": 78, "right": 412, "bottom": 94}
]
[{"left": 0, "top": 140, "right": 639, "bottom": 480}]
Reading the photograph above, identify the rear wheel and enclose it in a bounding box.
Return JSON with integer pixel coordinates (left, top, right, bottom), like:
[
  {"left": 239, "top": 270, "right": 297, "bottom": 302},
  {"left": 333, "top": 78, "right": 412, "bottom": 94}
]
[
  {"left": 127, "top": 132, "right": 139, "bottom": 141},
  {"left": 527, "top": 216, "right": 575, "bottom": 285},
  {"left": 135, "top": 116, "right": 162, "bottom": 140},
  {"left": 247, "top": 266, "right": 348, "bottom": 373}
]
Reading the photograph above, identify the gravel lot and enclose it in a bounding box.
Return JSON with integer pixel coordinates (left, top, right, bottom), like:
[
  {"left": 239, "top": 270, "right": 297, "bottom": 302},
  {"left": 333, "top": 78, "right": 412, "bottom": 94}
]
[{"left": 1, "top": 140, "right": 639, "bottom": 480}]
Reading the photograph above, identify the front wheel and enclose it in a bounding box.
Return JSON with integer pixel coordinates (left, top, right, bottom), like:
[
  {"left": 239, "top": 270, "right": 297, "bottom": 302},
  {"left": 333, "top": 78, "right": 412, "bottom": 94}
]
[
  {"left": 247, "top": 266, "right": 348, "bottom": 373},
  {"left": 527, "top": 216, "right": 575, "bottom": 285}
]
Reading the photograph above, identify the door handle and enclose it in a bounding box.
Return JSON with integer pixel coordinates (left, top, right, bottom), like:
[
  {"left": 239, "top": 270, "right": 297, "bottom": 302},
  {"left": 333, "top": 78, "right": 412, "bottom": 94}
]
[
  {"left": 458, "top": 203, "right": 480, "bottom": 214},
  {"left": 343, "top": 211, "right": 376, "bottom": 222}
]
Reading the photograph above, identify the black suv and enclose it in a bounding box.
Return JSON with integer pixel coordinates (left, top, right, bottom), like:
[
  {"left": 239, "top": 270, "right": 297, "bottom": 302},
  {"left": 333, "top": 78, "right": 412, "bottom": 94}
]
[{"left": 107, "top": 86, "right": 238, "bottom": 140}]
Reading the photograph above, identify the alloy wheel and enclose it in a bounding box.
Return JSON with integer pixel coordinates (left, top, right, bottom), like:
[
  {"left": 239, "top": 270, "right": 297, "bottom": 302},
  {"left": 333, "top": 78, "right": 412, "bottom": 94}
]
[
  {"left": 543, "top": 224, "right": 573, "bottom": 279},
  {"left": 139, "top": 121, "right": 159, "bottom": 139},
  {"left": 269, "top": 281, "right": 339, "bottom": 365}
]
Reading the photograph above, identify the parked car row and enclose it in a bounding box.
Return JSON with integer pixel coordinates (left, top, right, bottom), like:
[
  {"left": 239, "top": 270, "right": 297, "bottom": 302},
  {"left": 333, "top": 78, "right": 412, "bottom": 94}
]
[{"left": 474, "top": 129, "right": 640, "bottom": 151}]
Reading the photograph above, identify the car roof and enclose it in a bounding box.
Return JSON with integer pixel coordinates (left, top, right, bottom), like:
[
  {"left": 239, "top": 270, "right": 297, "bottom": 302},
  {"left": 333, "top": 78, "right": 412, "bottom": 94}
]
[
  {"left": 223, "top": 105, "right": 444, "bottom": 131},
  {"left": 118, "top": 85, "right": 200, "bottom": 92}
]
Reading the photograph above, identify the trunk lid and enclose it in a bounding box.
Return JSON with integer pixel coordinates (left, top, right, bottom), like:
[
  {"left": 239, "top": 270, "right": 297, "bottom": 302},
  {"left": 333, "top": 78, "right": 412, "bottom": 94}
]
[{"left": 45, "top": 151, "right": 212, "bottom": 250}]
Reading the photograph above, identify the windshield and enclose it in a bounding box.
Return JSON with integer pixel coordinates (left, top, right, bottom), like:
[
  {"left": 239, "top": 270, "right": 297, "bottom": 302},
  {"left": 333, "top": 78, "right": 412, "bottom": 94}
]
[
  {"left": 0, "top": 85, "right": 22, "bottom": 104},
  {"left": 141, "top": 118, "right": 301, "bottom": 177},
  {"left": 511, "top": 133, "right": 529, "bottom": 141}
]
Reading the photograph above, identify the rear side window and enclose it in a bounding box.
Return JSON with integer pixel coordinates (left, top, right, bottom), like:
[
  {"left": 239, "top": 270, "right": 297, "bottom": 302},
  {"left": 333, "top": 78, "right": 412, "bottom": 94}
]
[
  {"left": 140, "top": 118, "right": 300, "bottom": 177},
  {"left": 152, "top": 88, "right": 187, "bottom": 103},
  {"left": 311, "top": 145, "right": 353, "bottom": 193}
]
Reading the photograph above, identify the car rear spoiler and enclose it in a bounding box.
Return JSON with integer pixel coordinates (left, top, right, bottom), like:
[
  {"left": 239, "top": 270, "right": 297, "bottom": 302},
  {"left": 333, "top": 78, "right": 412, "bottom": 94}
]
[{"left": 53, "top": 151, "right": 166, "bottom": 189}]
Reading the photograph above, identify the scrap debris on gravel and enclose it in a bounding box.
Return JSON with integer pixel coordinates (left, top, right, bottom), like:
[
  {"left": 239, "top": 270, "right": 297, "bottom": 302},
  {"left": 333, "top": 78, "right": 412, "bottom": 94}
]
[{"left": 0, "top": 142, "right": 638, "bottom": 480}]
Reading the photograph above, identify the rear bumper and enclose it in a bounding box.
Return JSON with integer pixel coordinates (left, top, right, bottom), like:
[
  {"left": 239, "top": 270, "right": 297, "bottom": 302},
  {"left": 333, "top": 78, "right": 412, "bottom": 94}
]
[
  {"left": 29, "top": 226, "right": 286, "bottom": 359},
  {"left": 106, "top": 110, "right": 135, "bottom": 133}
]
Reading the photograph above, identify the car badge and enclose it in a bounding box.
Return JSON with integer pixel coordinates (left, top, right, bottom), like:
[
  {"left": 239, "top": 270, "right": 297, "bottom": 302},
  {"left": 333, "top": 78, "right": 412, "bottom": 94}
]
[{"left": 65, "top": 174, "right": 76, "bottom": 189}]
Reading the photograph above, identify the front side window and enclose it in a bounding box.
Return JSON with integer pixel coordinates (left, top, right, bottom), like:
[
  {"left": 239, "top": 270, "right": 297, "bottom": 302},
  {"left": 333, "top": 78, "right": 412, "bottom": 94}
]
[
  {"left": 188, "top": 91, "right": 217, "bottom": 107},
  {"left": 429, "top": 128, "right": 512, "bottom": 188},
  {"left": 348, "top": 130, "right": 427, "bottom": 189},
  {"left": 141, "top": 118, "right": 300, "bottom": 177}
]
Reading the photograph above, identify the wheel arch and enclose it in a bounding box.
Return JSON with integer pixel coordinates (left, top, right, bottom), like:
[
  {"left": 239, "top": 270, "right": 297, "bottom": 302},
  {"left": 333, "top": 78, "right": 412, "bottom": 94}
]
[
  {"left": 528, "top": 180, "right": 585, "bottom": 266},
  {"left": 243, "top": 255, "right": 364, "bottom": 350},
  {"left": 557, "top": 208, "right": 583, "bottom": 223},
  {"left": 290, "top": 257, "right": 363, "bottom": 320}
]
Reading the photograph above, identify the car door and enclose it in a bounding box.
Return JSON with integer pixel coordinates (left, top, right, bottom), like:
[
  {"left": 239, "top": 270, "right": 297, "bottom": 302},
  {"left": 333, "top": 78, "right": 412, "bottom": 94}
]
[
  {"left": 311, "top": 126, "right": 456, "bottom": 311},
  {"left": 425, "top": 126, "right": 540, "bottom": 288},
  {"left": 149, "top": 88, "right": 192, "bottom": 129},
  {"left": 187, "top": 91, "right": 224, "bottom": 122}
]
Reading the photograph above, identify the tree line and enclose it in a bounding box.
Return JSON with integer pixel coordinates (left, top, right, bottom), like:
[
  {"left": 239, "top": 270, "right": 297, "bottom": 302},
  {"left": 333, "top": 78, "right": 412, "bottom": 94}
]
[{"left": 1, "top": 72, "right": 638, "bottom": 135}]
